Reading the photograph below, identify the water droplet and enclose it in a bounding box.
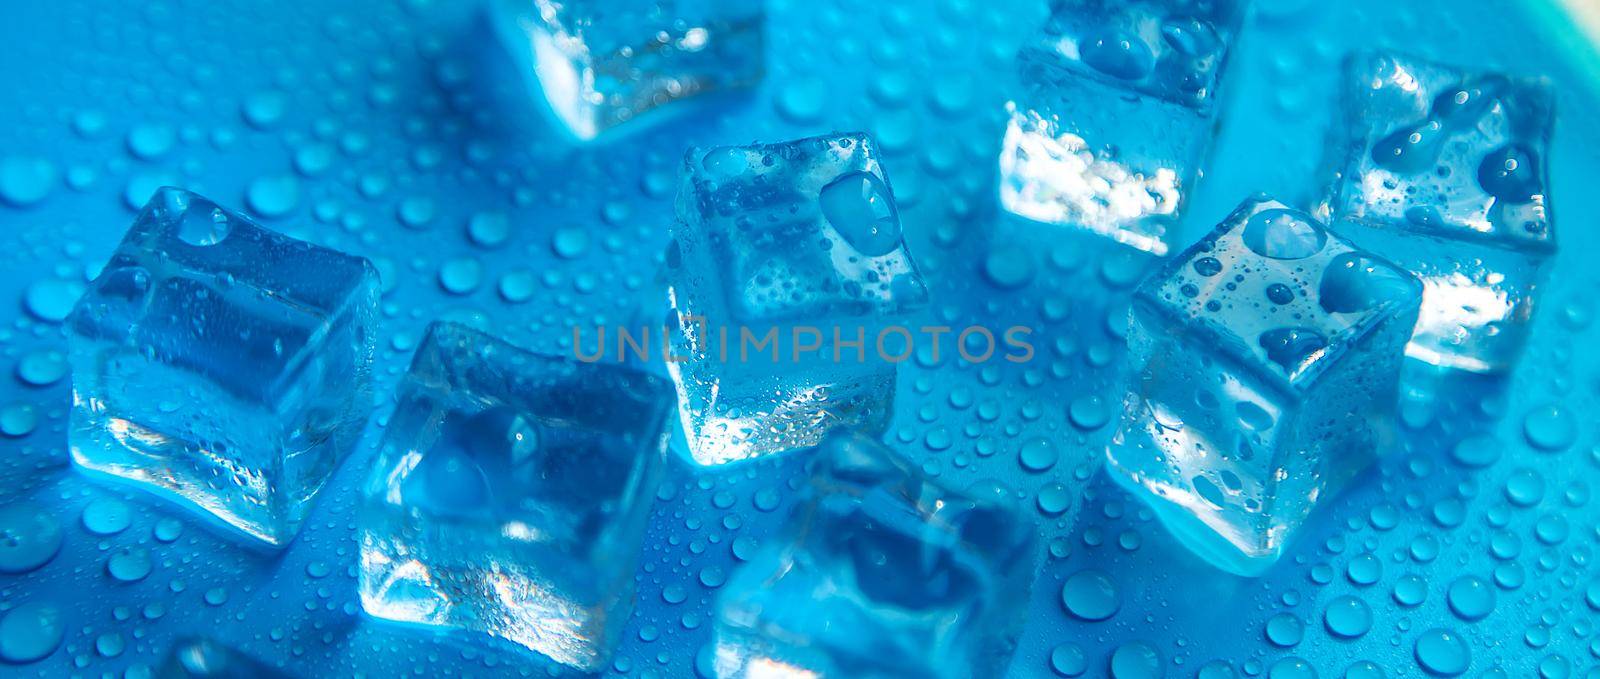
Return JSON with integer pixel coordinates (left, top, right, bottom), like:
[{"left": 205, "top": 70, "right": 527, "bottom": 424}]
[
  {"left": 127, "top": 124, "right": 177, "bottom": 160},
  {"left": 1061, "top": 569, "right": 1120, "bottom": 621},
  {"left": 0, "top": 601, "right": 64, "bottom": 663},
  {"left": 25, "top": 279, "right": 85, "bottom": 323},
  {"left": 107, "top": 546, "right": 152, "bottom": 582},
  {"left": 1324, "top": 596, "right": 1373, "bottom": 638},
  {"left": 551, "top": 228, "right": 590, "bottom": 259},
  {"left": 1477, "top": 143, "right": 1541, "bottom": 204},
  {"left": 1242, "top": 208, "right": 1326, "bottom": 259},
  {"left": 1068, "top": 394, "right": 1112, "bottom": 430},
  {"left": 1198, "top": 660, "right": 1238, "bottom": 679},
  {"left": 16, "top": 350, "right": 68, "bottom": 387},
  {"left": 242, "top": 91, "right": 288, "bottom": 129},
  {"left": 1050, "top": 642, "right": 1088, "bottom": 676},
  {"left": 1319, "top": 252, "right": 1417, "bottom": 314},
  {"left": 1269, "top": 657, "right": 1316, "bottom": 679},
  {"left": 1265, "top": 612, "right": 1304, "bottom": 647},
  {"left": 439, "top": 257, "right": 483, "bottom": 295},
  {"left": 1109, "top": 642, "right": 1161, "bottom": 679},
  {"left": 820, "top": 171, "right": 901, "bottom": 257},
  {"left": 95, "top": 631, "right": 125, "bottom": 658},
  {"left": 1372, "top": 120, "right": 1445, "bottom": 173},
  {"left": 983, "top": 245, "right": 1035, "bottom": 290},
  {"left": 1019, "top": 438, "right": 1058, "bottom": 472},
  {"left": 397, "top": 196, "right": 436, "bottom": 229},
  {"left": 776, "top": 77, "right": 826, "bottom": 123},
  {"left": 153, "top": 517, "right": 184, "bottom": 543},
  {"left": 1451, "top": 434, "right": 1501, "bottom": 468},
  {"left": 1080, "top": 30, "right": 1155, "bottom": 80},
  {"left": 1522, "top": 404, "right": 1576, "bottom": 452},
  {"left": 498, "top": 271, "right": 536, "bottom": 303},
  {"left": 0, "top": 156, "right": 59, "bottom": 207},
  {"left": 1258, "top": 327, "right": 1328, "bottom": 374},
  {"left": 82, "top": 497, "right": 132, "bottom": 535},
  {"left": 1414, "top": 628, "right": 1470, "bottom": 676},
  {"left": 0, "top": 403, "right": 38, "bottom": 437},
  {"left": 468, "top": 212, "right": 511, "bottom": 248},
  {"left": 1505, "top": 468, "right": 1545, "bottom": 507},
  {"left": 0, "top": 504, "right": 61, "bottom": 573},
  {"left": 245, "top": 175, "right": 301, "bottom": 218},
  {"left": 1446, "top": 575, "right": 1495, "bottom": 621}
]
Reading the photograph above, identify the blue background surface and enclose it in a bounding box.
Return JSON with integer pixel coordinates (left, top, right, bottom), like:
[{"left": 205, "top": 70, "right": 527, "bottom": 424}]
[{"left": 1, "top": 0, "right": 1598, "bottom": 676}]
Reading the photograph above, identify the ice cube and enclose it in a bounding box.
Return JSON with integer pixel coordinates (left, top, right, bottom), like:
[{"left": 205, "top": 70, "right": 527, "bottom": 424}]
[
  {"left": 1000, "top": 0, "right": 1247, "bottom": 255},
  {"left": 67, "top": 187, "right": 379, "bottom": 547},
  {"left": 357, "top": 322, "right": 671, "bottom": 671},
  {"left": 1106, "top": 196, "right": 1422, "bottom": 575},
  {"left": 492, "top": 0, "right": 765, "bottom": 142},
  {"left": 712, "top": 431, "right": 1037, "bottom": 678},
  {"left": 665, "top": 133, "right": 929, "bottom": 466},
  {"left": 1316, "top": 51, "right": 1556, "bottom": 373}
]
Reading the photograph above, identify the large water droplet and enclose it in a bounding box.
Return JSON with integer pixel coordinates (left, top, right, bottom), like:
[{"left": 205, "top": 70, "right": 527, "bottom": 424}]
[
  {"left": 0, "top": 504, "right": 61, "bottom": 574},
  {"left": 1372, "top": 121, "right": 1446, "bottom": 174},
  {"left": 1319, "top": 252, "right": 1416, "bottom": 313},
  {"left": 1061, "top": 569, "right": 1120, "bottom": 621},
  {"left": 1258, "top": 327, "right": 1328, "bottom": 374},
  {"left": 1080, "top": 30, "right": 1155, "bottom": 81},
  {"left": 820, "top": 171, "right": 902, "bottom": 257},
  {"left": 1477, "top": 144, "right": 1541, "bottom": 204},
  {"left": 1241, "top": 208, "right": 1326, "bottom": 259},
  {"left": 1414, "top": 628, "right": 1470, "bottom": 676},
  {"left": 0, "top": 601, "right": 64, "bottom": 663}
]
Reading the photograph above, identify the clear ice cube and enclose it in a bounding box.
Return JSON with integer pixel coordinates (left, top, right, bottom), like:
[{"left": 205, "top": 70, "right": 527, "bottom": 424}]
[
  {"left": 357, "top": 322, "right": 671, "bottom": 671},
  {"left": 1000, "top": 0, "right": 1247, "bottom": 255},
  {"left": 712, "top": 431, "right": 1037, "bottom": 678},
  {"left": 1316, "top": 51, "right": 1556, "bottom": 373},
  {"left": 67, "top": 187, "right": 379, "bottom": 547},
  {"left": 492, "top": 0, "right": 765, "bottom": 141},
  {"left": 1106, "top": 196, "right": 1422, "bottom": 575},
  {"left": 665, "top": 133, "right": 930, "bottom": 466}
]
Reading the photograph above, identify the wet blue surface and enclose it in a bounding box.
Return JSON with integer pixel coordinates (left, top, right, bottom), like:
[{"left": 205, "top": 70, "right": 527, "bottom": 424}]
[{"left": 1, "top": 0, "right": 1599, "bottom": 676}]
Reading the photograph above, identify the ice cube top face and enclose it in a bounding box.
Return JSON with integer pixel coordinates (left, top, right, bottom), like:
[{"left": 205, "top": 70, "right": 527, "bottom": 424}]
[
  {"left": 713, "top": 432, "right": 1037, "bottom": 678},
  {"left": 1325, "top": 51, "right": 1555, "bottom": 249},
  {"left": 1109, "top": 197, "right": 1422, "bottom": 575},
  {"left": 359, "top": 322, "right": 670, "bottom": 671},
  {"left": 1143, "top": 198, "right": 1422, "bottom": 389},
  {"left": 66, "top": 187, "right": 379, "bottom": 546},
  {"left": 672, "top": 133, "right": 929, "bottom": 326},
  {"left": 497, "top": 0, "right": 765, "bottom": 141},
  {"left": 1037, "top": 0, "right": 1247, "bottom": 110}
]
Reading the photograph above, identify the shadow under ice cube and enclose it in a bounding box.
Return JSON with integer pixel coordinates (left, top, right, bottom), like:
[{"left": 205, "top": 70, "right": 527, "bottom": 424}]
[
  {"left": 712, "top": 431, "right": 1038, "bottom": 678},
  {"left": 66, "top": 187, "right": 379, "bottom": 547},
  {"left": 1317, "top": 51, "right": 1556, "bottom": 374},
  {"left": 666, "top": 133, "right": 929, "bottom": 466},
  {"left": 492, "top": 0, "right": 765, "bottom": 142},
  {"left": 1106, "top": 196, "right": 1422, "bottom": 576},
  {"left": 1000, "top": 0, "right": 1247, "bottom": 255},
  {"left": 358, "top": 322, "right": 670, "bottom": 672}
]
